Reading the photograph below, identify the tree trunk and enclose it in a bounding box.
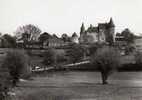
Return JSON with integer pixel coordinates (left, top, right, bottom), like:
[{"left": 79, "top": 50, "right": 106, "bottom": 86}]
[
  {"left": 12, "top": 79, "right": 17, "bottom": 87},
  {"left": 101, "top": 72, "right": 108, "bottom": 84}
]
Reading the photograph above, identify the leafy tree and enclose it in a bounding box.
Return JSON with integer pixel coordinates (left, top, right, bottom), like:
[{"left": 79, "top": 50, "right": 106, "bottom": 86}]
[
  {"left": 2, "top": 50, "right": 29, "bottom": 87},
  {"left": 66, "top": 44, "right": 84, "bottom": 63},
  {"left": 121, "top": 28, "right": 135, "bottom": 44},
  {"left": 121, "top": 28, "right": 135, "bottom": 54},
  {"left": 116, "top": 32, "right": 121, "bottom": 36},
  {"left": 135, "top": 51, "right": 142, "bottom": 65},
  {"left": 42, "top": 48, "right": 56, "bottom": 67},
  {"left": 91, "top": 46, "right": 121, "bottom": 84},
  {"left": 42, "top": 48, "right": 67, "bottom": 69},
  {"left": 1, "top": 34, "right": 16, "bottom": 48},
  {"left": 0, "top": 66, "right": 10, "bottom": 100},
  {"left": 89, "top": 44, "right": 99, "bottom": 55},
  {"left": 56, "top": 54, "right": 67, "bottom": 64},
  {"left": 61, "top": 33, "right": 70, "bottom": 42},
  {"left": 15, "top": 24, "right": 41, "bottom": 42}
]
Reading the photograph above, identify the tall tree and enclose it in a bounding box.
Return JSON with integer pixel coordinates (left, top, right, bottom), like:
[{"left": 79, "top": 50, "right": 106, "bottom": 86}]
[
  {"left": 121, "top": 28, "right": 135, "bottom": 44},
  {"left": 1, "top": 34, "right": 16, "bottom": 48},
  {"left": 61, "top": 33, "right": 69, "bottom": 42},
  {"left": 15, "top": 24, "right": 41, "bottom": 42},
  {"left": 2, "top": 50, "right": 29, "bottom": 87},
  {"left": 91, "top": 46, "right": 121, "bottom": 84},
  {"left": 42, "top": 48, "right": 56, "bottom": 67},
  {"left": 66, "top": 44, "right": 84, "bottom": 63}
]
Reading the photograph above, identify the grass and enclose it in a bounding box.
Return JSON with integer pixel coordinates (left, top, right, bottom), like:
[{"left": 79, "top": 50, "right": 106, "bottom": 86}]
[
  {"left": 8, "top": 71, "right": 142, "bottom": 100},
  {"left": 13, "top": 89, "right": 71, "bottom": 100}
]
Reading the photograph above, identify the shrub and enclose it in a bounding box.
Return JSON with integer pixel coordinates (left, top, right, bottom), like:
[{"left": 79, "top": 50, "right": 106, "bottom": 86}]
[
  {"left": 135, "top": 51, "right": 142, "bottom": 65},
  {"left": 0, "top": 69, "right": 11, "bottom": 100},
  {"left": 66, "top": 44, "right": 84, "bottom": 63},
  {"left": 2, "top": 50, "right": 30, "bottom": 87},
  {"left": 91, "top": 46, "right": 121, "bottom": 84},
  {"left": 42, "top": 48, "right": 56, "bottom": 67}
]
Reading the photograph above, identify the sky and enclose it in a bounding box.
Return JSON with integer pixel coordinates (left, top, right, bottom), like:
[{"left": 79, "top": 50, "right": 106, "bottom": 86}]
[{"left": 0, "top": 0, "right": 142, "bottom": 37}]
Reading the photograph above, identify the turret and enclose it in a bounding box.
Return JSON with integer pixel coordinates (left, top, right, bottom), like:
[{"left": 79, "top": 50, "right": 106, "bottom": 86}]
[
  {"left": 80, "top": 23, "right": 85, "bottom": 34},
  {"left": 108, "top": 17, "right": 115, "bottom": 44},
  {"left": 108, "top": 17, "right": 115, "bottom": 27}
]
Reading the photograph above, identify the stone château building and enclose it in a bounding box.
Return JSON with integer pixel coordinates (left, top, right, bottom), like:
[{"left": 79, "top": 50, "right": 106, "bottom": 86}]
[{"left": 79, "top": 18, "right": 115, "bottom": 45}]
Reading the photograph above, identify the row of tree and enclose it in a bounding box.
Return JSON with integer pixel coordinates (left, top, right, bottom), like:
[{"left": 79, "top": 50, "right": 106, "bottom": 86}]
[
  {"left": 0, "top": 24, "right": 79, "bottom": 48},
  {"left": 116, "top": 28, "right": 135, "bottom": 44}
]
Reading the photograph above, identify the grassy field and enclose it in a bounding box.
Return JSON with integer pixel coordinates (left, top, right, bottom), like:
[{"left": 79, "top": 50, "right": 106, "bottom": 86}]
[{"left": 9, "top": 71, "right": 142, "bottom": 100}]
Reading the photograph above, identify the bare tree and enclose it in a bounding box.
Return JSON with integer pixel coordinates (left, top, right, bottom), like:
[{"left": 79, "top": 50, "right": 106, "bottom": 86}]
[{"left": 15, "top": 24, "right": 41, "bottom": 42}]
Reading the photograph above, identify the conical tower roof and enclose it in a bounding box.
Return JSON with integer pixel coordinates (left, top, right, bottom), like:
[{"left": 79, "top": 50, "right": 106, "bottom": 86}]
[
  {"left": 109, "top": 18, "right": 115, "bottom": 27},
  {"left": 72, "top": 32, "right": 78, "bottom": 37},
  {"left": 80, "top": 22, "right": 85, "bottom": 34}
]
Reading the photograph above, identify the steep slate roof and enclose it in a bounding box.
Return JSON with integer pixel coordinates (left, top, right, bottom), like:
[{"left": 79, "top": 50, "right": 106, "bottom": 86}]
[
  {"left": 72, "top": 32, "right": 78, "bottom": 37},
  {"left": 98, "top": 18, "right": 115, "bottom": 29},
  {"left": 87, "top": 25, "right": 98, "bottom": 33},
  {"left": 108, "top": 18, "right": 115, "bottom": 27}
]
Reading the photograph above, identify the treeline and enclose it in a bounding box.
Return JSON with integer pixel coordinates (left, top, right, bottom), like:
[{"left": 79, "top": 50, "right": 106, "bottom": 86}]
[{"left": 0, "top": 24, "right": 79, "bottom": 49}]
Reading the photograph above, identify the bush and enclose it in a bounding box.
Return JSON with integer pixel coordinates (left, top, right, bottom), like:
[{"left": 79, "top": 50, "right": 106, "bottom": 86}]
[
  {"left": 66, "top": 44, "right": 84, "bottom": 63},
  {"left": 0, "top": 60, "right": 11, "bottom": 100},
  {"left": 88, "top": 43, "right": 104, "bottom": 55},
  {"left": 56, "top": 53, "right": 67, "bottom": 64},
  {"left": 42, "top": 48, "right": 56, "bottom": 67},
  {"left": 91, "top": 46, "right": 121, "bottom": 84},
  {"left": 2, "top": 50, "right": 30, "bottom": 87},
  {"left": 0, "top": 69, "right": 10, "bottom": 100},
  {"left": 135, "top": 51, "right": 142, "bottom": 65}
]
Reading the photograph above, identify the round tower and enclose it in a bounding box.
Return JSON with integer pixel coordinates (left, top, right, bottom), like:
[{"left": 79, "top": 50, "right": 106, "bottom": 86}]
[
  {"left": 79, "top": 22, "right": 86, "bottom": 43},
  {"left": 108, "top": 18, "right": 115, "bottom": 44}
]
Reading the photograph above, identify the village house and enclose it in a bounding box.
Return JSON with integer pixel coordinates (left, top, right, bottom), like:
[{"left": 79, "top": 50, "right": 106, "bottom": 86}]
[
  {"left": 134, "top": 37, "right": 142, "bottom": 52},
  {"left": 70, "top": 32, "right": 79, "bottom": 43},
  {"left": 43, "top": 37, "right": 65, "bottom": 48}
]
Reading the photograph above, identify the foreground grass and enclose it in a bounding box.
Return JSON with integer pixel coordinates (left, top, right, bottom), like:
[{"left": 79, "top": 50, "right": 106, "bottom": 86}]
[
  {"left": 12, "top": 88, "right": 71, "bottom": 100},
  {"left": 8, "top": 71, "right": 142, "bottom": 100}
]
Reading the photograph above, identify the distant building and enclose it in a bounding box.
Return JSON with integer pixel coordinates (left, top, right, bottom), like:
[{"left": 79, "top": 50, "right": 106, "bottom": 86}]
[
  {"left": 134, "top": 38, "right": 142, "bottom": 52},
  {"left": 43, "top": 37, "right": 65, "bottom": 48},
  {"left": 70, "top": 32, "right": 79, "bottom": 43},
  {"left": 25, "top": 41, "right": 42, "bottom": 49},
  {"left": 79, "top": 18, "right": 115, "bottom": 45},
  {"left": 115, "top": 33, "right": 126, "bottom": 47}
]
